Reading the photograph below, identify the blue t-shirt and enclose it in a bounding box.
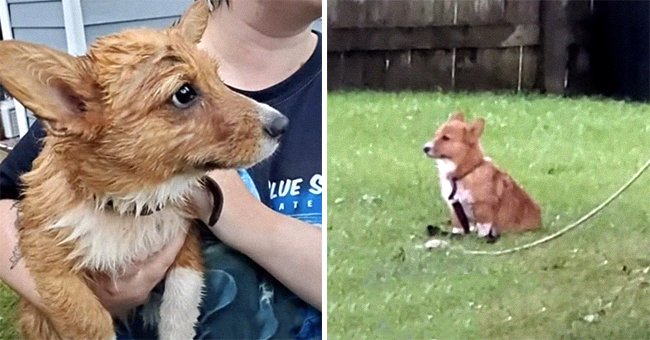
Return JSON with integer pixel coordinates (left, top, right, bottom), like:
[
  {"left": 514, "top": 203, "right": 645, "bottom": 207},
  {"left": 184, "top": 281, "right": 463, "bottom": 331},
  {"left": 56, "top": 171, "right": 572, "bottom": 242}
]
[{"left": 0, "top": 32, "right": 322, "bottom": 340}]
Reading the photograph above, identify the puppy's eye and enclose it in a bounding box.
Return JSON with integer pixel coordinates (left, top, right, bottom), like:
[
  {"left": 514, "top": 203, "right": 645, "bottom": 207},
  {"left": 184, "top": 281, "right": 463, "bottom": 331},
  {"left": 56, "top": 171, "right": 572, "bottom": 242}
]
[
  {"left": 172, "top": 83, "right": 198, "bottom": 108},
  {"left": 442, "top": 135, "right": 450, "bottom": 141}
]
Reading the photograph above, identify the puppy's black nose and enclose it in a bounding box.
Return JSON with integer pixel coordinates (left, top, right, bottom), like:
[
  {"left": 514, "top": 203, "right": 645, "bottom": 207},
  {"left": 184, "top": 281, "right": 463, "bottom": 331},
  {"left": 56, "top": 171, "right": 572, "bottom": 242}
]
[
  {"left": 423, "top": 146, "right": 431, "bottom": 154},
  {"left": 264, "top": 115, "right": 289, "bottom": 138}
]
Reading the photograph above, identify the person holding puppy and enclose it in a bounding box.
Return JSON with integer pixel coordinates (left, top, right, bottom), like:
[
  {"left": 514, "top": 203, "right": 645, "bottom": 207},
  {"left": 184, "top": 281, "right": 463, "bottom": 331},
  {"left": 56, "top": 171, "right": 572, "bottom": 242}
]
[{"left": 0, "top": 0, "right": 322, "bottom": 338}]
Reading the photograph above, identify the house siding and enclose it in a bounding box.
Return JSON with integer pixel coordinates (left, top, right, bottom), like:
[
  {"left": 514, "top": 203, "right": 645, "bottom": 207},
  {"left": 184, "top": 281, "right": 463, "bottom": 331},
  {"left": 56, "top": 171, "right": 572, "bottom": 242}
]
[{"left": 6, "top": 0, "right": 191, "bottom": 52}]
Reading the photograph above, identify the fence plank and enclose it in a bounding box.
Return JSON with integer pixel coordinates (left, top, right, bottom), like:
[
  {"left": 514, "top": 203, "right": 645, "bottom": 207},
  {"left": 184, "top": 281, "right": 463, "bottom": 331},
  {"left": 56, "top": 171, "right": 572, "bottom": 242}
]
[
  {"left": 541, "top": 0, "right": 569, "bottom": 94},
  {"left": 328, "top": 24, "right": 539, "bottom": 52},
  {"left": 327, "top": 0, "right": 543, "bottom": 92},
  {"left": 454, "top": 47, "right": 538, "bottom": 90},
  {"left": 456, "top": 0, "right": 505, "bottom": 25},
  {"left": 384, "top": 49, "right": 454, "bottom": 90},
  {"left": 504, "top": 0, "right": 540, "bottom": 24},
  {"left": 329, "top": 0, "right": 539, "bottom": 28},
  {"left": 328, "top": 47, "right": 538, "bottom": 91},
  {"left": 328, "top": 0, "right": 457, "bottom": 28},
  {"left": 327, "top": 51, "right": 386, "bottom": 90}
]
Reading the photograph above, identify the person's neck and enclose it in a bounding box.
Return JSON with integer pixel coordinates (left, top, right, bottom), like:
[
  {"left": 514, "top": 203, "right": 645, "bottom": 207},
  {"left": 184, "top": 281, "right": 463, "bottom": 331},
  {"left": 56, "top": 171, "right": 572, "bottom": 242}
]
[{"left": 198, "top": 6, "right": 318, "bottom": 92}]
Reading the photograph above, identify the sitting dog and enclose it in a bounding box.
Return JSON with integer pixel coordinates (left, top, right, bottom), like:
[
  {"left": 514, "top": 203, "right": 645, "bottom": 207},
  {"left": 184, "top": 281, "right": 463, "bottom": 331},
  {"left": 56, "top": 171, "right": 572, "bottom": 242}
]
[
  {"left": 0, "top": 1, "right": 288, "bottom": 339},
  {"left": 423, "top": 112, "right": 541, "bottom": 241}
]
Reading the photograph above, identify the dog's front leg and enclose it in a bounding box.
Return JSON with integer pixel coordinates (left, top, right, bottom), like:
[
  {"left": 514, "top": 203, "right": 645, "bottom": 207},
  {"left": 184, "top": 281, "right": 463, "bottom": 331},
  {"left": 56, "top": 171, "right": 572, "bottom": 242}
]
[
  {"left": 20, "top": 272, "right": 115, "bottom": 340},
  {"left": 19, "top": 231, "right": 115, "bottom": 340},
  {"left": 471, "top": 202, "right": 499, "bottom": 240},
  {"left": 158, "top": 228, "right": 205, "bottom": 340},
  {"left": 447, "top": 207, "right": 466, "bottom": 236}
]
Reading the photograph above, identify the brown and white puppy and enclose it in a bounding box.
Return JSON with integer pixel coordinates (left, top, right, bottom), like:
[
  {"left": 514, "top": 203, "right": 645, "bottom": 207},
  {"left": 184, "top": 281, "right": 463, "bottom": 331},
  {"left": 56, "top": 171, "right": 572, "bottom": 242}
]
[
  {"left": 423, "top": 112, "right": 541, "bottom": 239},
  {"left": 0, "top": 1, "right": 287, "bottom": 339}
]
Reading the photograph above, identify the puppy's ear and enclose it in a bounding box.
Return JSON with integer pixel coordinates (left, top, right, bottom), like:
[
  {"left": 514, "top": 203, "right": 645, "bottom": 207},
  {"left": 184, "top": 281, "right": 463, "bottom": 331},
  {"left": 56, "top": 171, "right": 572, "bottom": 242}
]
[
  {"left": 174, "top": 0, "right": 211, "bottom": 44},
  {"left": 469, "top": 118, "right": 485, "bottom": 138},
  {"left": 0, "top": 41, "right": 101, "bottom": 138},
  {"left": 449, "top": 112, "right": 465, "bottom": 122}
]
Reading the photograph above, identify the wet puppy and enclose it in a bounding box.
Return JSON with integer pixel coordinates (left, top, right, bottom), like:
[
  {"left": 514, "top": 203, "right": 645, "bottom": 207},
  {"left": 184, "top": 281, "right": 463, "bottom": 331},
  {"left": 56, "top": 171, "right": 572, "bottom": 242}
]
[{"left": 0, "top": 1, "right": 287, "bottom": 339}]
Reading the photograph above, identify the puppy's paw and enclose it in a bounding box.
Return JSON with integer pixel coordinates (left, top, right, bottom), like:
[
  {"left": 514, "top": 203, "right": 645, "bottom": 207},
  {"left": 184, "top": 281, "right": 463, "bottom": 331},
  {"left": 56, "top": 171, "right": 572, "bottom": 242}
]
[
  {"left": 485, "top": 228, "right": 500, "bottom": 244},
  {"left": 485, "top": 233, "right": 500, "bottom": 244},
  {"left": 451, "top": 227, "right": 465, "bottom": 235}
]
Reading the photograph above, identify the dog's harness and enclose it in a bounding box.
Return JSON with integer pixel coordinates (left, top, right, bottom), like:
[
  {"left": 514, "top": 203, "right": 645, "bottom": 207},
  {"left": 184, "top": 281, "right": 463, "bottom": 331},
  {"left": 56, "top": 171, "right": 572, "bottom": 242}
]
[
  {"left": 448, "top": 179, "right": 471, "bottom": 234},
  {"left": 104, "top": 176, "right": 224, "bottom": 225}
]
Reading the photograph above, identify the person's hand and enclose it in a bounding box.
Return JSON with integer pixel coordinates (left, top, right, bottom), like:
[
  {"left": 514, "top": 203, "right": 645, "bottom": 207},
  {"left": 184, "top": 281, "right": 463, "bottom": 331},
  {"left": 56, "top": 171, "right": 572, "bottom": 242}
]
[
  {"left": 87, "top": 231, "right": 186, "bottom": 318},
  {"left": 186, "top": 180, "right": 216, "bottom": 226}
]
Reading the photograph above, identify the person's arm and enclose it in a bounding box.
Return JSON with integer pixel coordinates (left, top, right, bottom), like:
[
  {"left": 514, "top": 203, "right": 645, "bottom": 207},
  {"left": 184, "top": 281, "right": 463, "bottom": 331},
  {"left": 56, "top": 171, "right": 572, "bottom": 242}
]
[
  {"left": 203, "top": 170, "right": 322, "bottom": 310},
  {"left": 0, "top": 198, "right": 185, "bottom": 317},
  {"left": 0, "top": 199, "right": 43, "bottom": 310}
]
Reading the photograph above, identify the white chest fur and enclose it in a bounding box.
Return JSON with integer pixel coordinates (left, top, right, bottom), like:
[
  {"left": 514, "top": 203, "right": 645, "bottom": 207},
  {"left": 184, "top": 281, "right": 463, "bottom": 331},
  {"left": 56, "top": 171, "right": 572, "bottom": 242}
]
[
  {"left": 48, "top": 175, "right": 200, "bottom": 275},
  {"left": 49, "top": 204, "right": 189, "bottom": 275},
  {"left": 435, "top": 159, "right": 475, "bottom": 221},
  {"left": 435, "top": 159, "right": 456, "bottom": 200}
]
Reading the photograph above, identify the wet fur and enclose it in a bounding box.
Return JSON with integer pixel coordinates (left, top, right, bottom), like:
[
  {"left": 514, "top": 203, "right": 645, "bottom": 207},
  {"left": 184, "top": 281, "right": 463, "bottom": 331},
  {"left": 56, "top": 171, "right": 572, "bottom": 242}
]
[
  {"left": 0, "top": 1, "right": 283, "bottom": 339},
  {"left": 424, "top": 112, "right": 542, "bottom": 237}
]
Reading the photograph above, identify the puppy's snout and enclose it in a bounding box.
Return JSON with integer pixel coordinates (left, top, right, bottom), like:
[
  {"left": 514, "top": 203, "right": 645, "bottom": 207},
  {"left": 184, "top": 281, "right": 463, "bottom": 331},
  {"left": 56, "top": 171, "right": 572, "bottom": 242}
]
[
  {"left": 256, "top": 102, "right": 289, "bottom": 138},
  {"left": 423, "top": 141, "right": 434, "bottom": 156},
  {"left": 264, "top": 114, "right": 289, "bottom": 138}
]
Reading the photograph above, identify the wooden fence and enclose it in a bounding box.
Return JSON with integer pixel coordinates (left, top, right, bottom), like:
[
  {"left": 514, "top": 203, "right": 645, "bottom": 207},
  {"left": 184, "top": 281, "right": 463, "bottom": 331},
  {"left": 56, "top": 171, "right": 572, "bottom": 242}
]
[{"left": 327, "top": 0, "right": 597, "bottom": 94}]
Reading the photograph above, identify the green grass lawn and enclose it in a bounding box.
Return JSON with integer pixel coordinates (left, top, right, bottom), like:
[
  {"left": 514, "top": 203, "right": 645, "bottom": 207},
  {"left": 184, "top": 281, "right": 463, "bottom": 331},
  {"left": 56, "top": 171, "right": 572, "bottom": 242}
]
[
  {"left": 0, "top": 282, "right": 17, "bottom": 339},
  {"left": 327, "top": 91, "right": 650, "bottom": 339}
]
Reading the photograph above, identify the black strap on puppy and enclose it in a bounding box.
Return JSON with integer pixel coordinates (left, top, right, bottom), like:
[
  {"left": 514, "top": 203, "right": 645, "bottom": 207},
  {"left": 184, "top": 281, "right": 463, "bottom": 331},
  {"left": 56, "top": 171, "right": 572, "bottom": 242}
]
[
  {"left": 198, "top": 175, "right": 224, "bottom": 226},
  {"left": 104, "top": 176, "right": 224, "bottom": 223},
  {"left": 448, "top": 179, "right": 471, "bottom": 234},
  {"left": 105, "top": 199, "right": 162, "bottom": 216}
]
